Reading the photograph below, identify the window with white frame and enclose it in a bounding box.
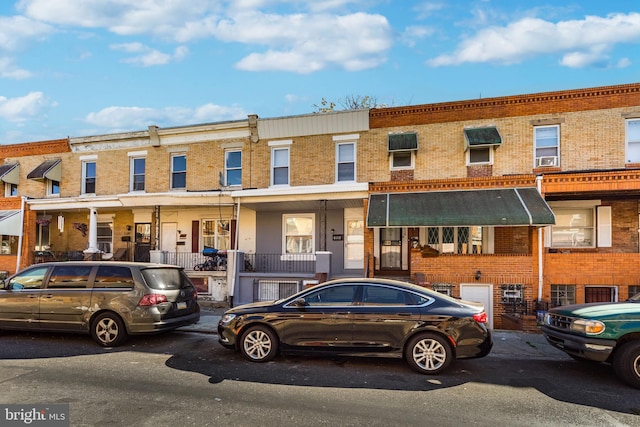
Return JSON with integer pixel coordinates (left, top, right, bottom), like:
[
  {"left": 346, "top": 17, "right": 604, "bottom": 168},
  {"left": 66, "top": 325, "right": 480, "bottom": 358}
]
[
  {"left": 47, "top": 180, "right": 60, "bottom": 197},
  {"left": 336, "top": 142, "right": 355, "bottom": 182},
  {"left": 534, "top": 125, "right": 560, "bottom": 167},
  {"left": 4, "top": 183, "right": 17, "bottom": 197},
  {"left": 467, "top": 147, "right": 492, "bottom": 165},
  {"left": 271, "top": 147, "right": 290, "bottom": 186},
  {"left": 130, "top": 157, "right": 146, "bottom": 192},
  {"left": 549, "top": 207, "right": 595, "bottom": 248},
  {"left": 97, "top": 221, "right": 113, "bottom": 253},
  {"left": 388, "top": 133, "right": 417, "bottom": 170},
  {"left": 35, "top": 217, "right": 50, "bottom": 251},
  {"left": 390, "top": 151, "right": 414, "bottom": 169},
  {"left": 82, "top": 161, "right": 96, "bottom": 194},
  {"left": 551, "top": 284, "right": 575, "bottom": 307},
  {"left": 224, "top": 150, "right": 242, "bottom": 187},
  {"left": 427, "top": 226, "right": 488, "bottom": 254},
  {"left": 284, "top": 214, "right": 314, "bottom": 254},
  {"left": 626, "top": 119, "right": 640, "bottom": 163},
  {"left": 202, "top": 219, "right": 230, "bottom": 250},
  {"left": 171, "top": 154, "right": 186, "bottom": 190}
]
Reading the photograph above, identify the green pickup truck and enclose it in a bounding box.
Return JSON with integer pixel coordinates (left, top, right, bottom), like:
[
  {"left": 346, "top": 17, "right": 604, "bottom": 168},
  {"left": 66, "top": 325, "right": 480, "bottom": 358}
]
[{"left": 541, "top": 294, "right": 640, "bottom": 389}]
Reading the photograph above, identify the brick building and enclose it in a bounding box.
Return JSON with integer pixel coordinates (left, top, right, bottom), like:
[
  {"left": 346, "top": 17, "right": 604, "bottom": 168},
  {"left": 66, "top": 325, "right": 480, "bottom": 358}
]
[{"left": 365, "top": 82, "right": 640, "bottom": 328}]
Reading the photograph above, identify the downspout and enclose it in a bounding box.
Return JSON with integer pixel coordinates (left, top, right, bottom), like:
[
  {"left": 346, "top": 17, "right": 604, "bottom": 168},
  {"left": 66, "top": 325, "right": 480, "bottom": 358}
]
[
  {"left": 536, "top": 175, "right": 544, "bottom": 301},
  {"left": 229, "top": 197, "right": 241, "bottom": 308},
  {"left": 15, "top": 196, "right": 26, "bottom": 272}
]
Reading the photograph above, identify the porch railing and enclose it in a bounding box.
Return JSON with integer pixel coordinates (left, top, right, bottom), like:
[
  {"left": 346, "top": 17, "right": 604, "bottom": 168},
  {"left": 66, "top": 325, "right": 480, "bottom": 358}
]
[{"left": 161, "top": 252, "right": 316, "bottom": 274}]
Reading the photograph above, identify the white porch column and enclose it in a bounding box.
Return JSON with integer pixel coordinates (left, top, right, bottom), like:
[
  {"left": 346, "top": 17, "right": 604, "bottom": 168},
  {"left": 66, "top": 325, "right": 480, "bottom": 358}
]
[{"left": 85, "top": 207, "right": 100, "bottom": 253}]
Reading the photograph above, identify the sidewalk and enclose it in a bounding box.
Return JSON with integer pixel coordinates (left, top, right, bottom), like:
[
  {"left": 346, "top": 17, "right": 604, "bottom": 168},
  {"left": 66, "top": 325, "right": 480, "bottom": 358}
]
[{"left": 178, "top": 308, "right": 561, "bottom": 359}]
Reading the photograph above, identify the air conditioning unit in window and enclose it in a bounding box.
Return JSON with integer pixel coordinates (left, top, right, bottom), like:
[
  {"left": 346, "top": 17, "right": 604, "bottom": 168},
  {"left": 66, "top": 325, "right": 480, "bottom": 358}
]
[{"left": 536, "top": 156, "right": 558, "bottom": 167}]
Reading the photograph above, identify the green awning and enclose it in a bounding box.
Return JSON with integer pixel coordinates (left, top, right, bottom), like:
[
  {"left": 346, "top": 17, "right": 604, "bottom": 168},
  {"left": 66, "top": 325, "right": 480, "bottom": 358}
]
[
  {"left": 367, "top": 188, "right": 555, "bottom": 227},
  {"left": 388, "top": 133, "right": 418, "bottom": 151},
  {"left": 464, "top": 127, "right": 501, "bottom": 151}
]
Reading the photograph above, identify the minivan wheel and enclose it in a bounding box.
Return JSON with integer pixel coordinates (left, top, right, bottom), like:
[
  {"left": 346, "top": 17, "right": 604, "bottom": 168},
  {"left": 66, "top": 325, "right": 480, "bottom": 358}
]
[
  {"left": 91, "top": 312, "right": 128, "bottom": 347},
  {"left": 613, "top": 341, "right": 640, "bottom": 389},
  {"left": 240, "top": 325, "right": 279, "bottom": 362},
  {"left": 405, "top": 333, "right": 453, "bottom": 374}
]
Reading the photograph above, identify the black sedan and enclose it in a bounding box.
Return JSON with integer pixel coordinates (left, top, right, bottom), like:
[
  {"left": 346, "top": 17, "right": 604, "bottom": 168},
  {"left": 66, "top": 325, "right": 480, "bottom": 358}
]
[{"left": 218, "top": 278, "right": 492, "bottom": 374}]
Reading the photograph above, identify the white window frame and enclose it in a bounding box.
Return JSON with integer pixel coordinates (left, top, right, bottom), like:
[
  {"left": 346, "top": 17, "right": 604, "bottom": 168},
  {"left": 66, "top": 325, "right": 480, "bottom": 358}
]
[
  {"left": 270, "top": 144, "right": 290, "bottom": 186},
  {"left": 467, "top": 146, "right": 493, "bottom": 165},
  {"left": 202, "top": 219, "right": 231, "bottom": 251},
  {"left": 534, "top": 125, "right": 560, "bottom": 167},
  {"left": 81, "top": 160, "right": 96, "bottom": 195},
  {"left": 424, "top": 226, "right": 493, "bottom": 254},
  {"left": 626, "top": 119, "right": 640, "bottom": 163},
  {"left": 129, "top": 157, "right": 146, "bottom": 192},
  {"left": 390, "top": 151, "right": 415, "bottom": 170},
  {"left": 46, "top": 179, "right": 60, "bottom": 197},
  {"left": 97, "top": 221, "right": 113, "bottom": 254},
  {"left": 170, "top": 153, "right": 187, "bottom": 190},
  {"left": 4, "top": 183, "right": 17, "bottom": 197},
  {"left": 224, "top": 150, "right": 242, "bottom": 187},
  {"left": 547, "top": 206, "right": 596, "bottom": 248},
  {"left": 283, "top": 213, "right": 315, "bottom": 257},
  {"left": 336, "top": 142, "right": 356, "bottom": 182}
]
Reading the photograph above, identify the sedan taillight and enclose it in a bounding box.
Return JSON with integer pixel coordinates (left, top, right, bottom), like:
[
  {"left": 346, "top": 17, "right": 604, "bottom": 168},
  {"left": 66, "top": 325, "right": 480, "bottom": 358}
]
[
  {"left": 138, "top": 294, "right": 168, "bottom": 306},
  {"left": 473, "top": 312, "right": 488, "bottom": 323}
]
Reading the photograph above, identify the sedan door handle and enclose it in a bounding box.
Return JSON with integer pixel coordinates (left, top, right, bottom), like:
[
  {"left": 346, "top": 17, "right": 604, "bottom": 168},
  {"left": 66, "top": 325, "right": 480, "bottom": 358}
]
[
  {"left": 42, "top": 294, "right": 54, "bottom": 299},
  {"left": 27, "top": 294, "right": 39, "bottom": 299},
  {"left": 397, "top": 312, "right": 412, "bottom": 317}
]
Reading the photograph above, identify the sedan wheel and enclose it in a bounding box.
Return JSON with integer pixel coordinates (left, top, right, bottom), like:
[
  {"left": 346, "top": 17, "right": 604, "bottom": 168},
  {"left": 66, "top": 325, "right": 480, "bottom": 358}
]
[
  {"left": 405, "top": 333, "right": 452, "bottom": 374},
  {"left": 240, "top": 326, "right": 279, "bottom": 362},
  {"left": 91, "top": 312, "right": 128, "bottom": 347}
]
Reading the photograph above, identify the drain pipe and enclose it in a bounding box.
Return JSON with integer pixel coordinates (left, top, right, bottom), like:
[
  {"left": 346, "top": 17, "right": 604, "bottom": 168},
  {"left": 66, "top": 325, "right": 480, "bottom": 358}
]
[
  {"left": 536, "top": 176, "right": 544, "bottom": 301},
  {"left": 15, "top": 196, "right": 26, "bottom": 273}
]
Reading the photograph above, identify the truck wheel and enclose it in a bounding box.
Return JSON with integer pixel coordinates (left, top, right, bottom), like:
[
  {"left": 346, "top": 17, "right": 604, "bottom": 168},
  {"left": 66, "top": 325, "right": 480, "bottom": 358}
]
[{"left": 613, "top": 341, "right": 640, "bottom": 389}]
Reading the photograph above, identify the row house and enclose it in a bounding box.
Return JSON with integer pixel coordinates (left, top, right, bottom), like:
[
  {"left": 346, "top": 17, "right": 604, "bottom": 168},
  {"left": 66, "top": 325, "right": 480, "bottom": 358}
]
[
  {"left": 365, "top": 82, "right": 640, "bottom": 329},
  {"left": 0, "top": 139, "right": 71, "bottom": 276}
]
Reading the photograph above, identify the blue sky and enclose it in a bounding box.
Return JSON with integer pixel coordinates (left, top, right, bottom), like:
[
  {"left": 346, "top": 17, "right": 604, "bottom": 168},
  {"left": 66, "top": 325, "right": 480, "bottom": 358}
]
[{"left": 1, "top": 0, "right": 639, "bottom": 145}]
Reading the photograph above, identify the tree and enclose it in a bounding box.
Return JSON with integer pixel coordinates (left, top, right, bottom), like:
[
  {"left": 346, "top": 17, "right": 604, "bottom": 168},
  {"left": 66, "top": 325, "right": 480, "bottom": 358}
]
[{"left": 313, "top": 94, "right": 386, "bottom": 113}]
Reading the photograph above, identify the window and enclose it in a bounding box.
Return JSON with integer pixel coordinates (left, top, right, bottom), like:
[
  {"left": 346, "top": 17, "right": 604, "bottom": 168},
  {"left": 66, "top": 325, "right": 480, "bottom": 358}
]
[
  {"left": 361, "top": 286, "right": 418, "bottom": 306},
  {"left": 171, "top": 154, "right": 186, "bottom": 190},
  {"left": 224, "top": 150, "right": 242, "bottom": 187},
  {"left": 47, "top": 180, "right": 60, "bottom": 196},
  {"left": 4, "top": 183, "right": 17, "bottom": 197},
  {"left": 302, "top": 284, "right": 358, "bottom": 306},
  {"left": 130, "top": 157, "right": 146, "bottom": 192},
  {"left": 94, "top": 266, "right": 135, "bottom": 289},
  {"left": 388, "top": 133, "right": 417, "bottom": 170},
  {"left": 35, "top": 217, "right": 50, "bottom": 251},
  {"left": 284, "top": 214, "right": 314, "bottom": 254},
  {"left": 336, "top": 143, "right": 355, "bottom": 182},
  {"left": 626, "top": 119, "right": 640, "bottom": 163},
  {"left": 534, "top": 125, "right": 560, "bottom": 167},
  {"left": 272, "top": 147, "right": 289, "bottom": 186},
  {"left": 390, "top": 151, "right": 414, "bottom": 169},
  {"left": 48, "top": 265, "right": 92, "bottom": 288},
  {"left": 549, "top": 208, "right": 594, "bottom": 248},
  {"left": 427, "top": 226, "right": 487, "bottom": 254},
  {"left": 8, "top": 266, "right": 48, "bottom": 289},
  {"left": 97, "top": 222, "right": 113, "bottom": 253},
  {"left": 629, "top": 286, "right": 640, "bottom": 299},
  {"left": 468, "top": 147, "right": 492, "bottom": 164},
  {"left": 1, "top": 236, "right": 17, "bottom": 255},
  {"left": 82, "top": 161, "right": 96, "bottom": 194},
  {"left": 551, "top": 285, "right": 575, "bottom": 307},
  {"left": 202, "top": 219, "right": 230, "bottom": 250}
]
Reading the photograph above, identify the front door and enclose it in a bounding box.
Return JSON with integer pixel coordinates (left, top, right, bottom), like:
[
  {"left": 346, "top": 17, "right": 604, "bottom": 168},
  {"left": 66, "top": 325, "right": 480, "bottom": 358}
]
[
  {"left": 380, "top": 228, "right": 402, "bottom": 270},
  {"left": 161, "top": 223, "right": 177, "bottom": 252},
  {"left": 460, "top": 283, "right": 494, "bottom": 329},
  {"left": 134, "top": 223, "right": 151, "bottom": 262},
  {"left": 344, "top": 208, "right": 364, "bottom": 270}
]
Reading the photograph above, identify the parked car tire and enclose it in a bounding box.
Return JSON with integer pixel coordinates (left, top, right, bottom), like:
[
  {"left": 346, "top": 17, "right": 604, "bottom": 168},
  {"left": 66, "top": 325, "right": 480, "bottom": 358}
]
[
  {"left": 405, "top": 333, "right": 453, "bottom": 374},
  {"left": 613, "top": 341, "right": 640, "bottom": 389},
  {"left": 240, "top": 325, "right": 279, "bottom": 362},
  {"left": 91, "top": 312, "right": 128, "bottom": 347}
]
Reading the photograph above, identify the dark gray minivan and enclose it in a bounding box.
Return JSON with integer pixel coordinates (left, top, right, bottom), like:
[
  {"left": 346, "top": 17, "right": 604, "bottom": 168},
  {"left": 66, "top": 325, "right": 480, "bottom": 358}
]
[{"left": 0, "top": 261, "right": 200, "bottom": 346}]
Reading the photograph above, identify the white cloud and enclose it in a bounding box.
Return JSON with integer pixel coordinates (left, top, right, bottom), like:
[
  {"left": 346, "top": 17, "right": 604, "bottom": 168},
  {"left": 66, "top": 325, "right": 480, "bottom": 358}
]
[
  {"left": 84, "top": 103, "right": 248, "bottom": 130},
  {"left": 400, "top": 25, "right": 434, "bottom": 47},
  {"left": 427, "top": 12, "right": 640, "bottom": 68},
  {"left": 0, "top": 15, "right": 54, "bottom": 51},
  {"left": 0, "top": 92, "right": 54, "bottom": 122},
  {"left": 413, "top": 2, "right": 444, "bottom": 20},
  {"left": 0, "top": 57, "right": 33, "bottom": 79},
  {"left": 110, "top": 42, "right": 189, "bottom": 66}
]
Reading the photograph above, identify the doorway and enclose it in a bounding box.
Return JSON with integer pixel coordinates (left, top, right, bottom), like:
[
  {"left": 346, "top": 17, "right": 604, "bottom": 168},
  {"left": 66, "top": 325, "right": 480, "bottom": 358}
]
[
  {"left": 344, "top": 208, "right": 364, "bottom": 270},
  {"left": 380, "top": 228, "right": 402, "bottom": 270},
  {"left": 460, "top": 283, "right": 494, "bottom": 329},
  {"left": 161, "top": 223, "right": 177, "bottom": 252},
  {"left": 134, "top": 223, "right": 151, "bottom": 262}
]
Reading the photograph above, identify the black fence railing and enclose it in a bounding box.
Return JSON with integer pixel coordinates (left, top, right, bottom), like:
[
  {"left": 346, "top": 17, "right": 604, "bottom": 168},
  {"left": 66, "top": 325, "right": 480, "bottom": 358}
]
[
  {"left": 243, "top": 253, "right": 315, "bottom": 273},
  {"left": 34, "top": 251, "right": 84, "bottom": 263}
]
